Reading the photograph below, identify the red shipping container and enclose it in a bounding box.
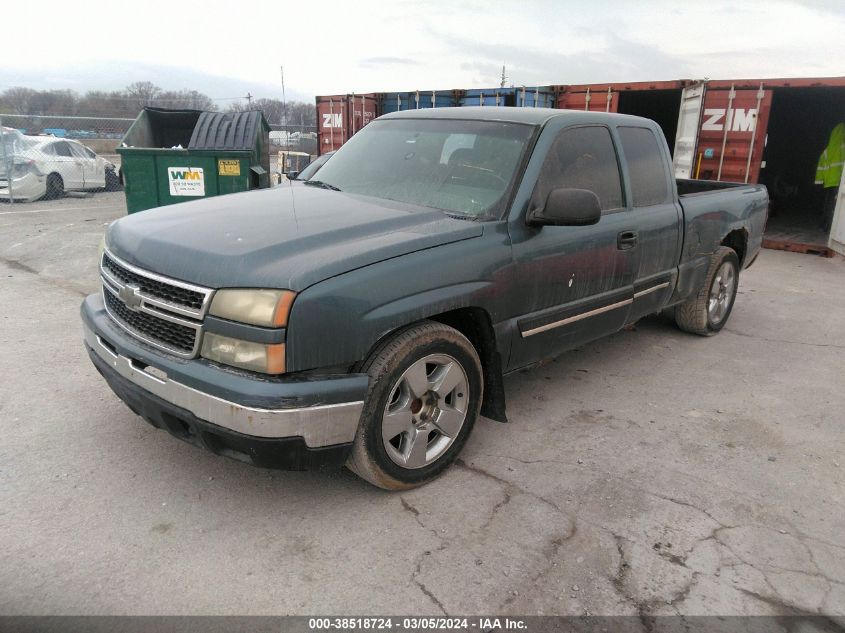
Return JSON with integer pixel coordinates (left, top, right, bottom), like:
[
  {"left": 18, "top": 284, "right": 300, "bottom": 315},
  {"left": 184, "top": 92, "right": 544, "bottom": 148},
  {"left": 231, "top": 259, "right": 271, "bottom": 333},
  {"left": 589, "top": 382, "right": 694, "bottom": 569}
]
[{"left": 316, "top": 94, "right": 379, "bottom": 155}]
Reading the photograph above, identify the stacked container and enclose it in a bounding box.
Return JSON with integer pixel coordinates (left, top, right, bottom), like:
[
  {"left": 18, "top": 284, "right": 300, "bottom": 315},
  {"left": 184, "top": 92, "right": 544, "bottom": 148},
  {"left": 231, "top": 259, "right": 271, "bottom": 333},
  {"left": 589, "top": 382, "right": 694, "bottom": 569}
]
[
  {"left": 380, "top": 90, "right": 463, "bottom": 113},
  {"left": 459, "top": 86, "right": 554, "bottom": 108}
]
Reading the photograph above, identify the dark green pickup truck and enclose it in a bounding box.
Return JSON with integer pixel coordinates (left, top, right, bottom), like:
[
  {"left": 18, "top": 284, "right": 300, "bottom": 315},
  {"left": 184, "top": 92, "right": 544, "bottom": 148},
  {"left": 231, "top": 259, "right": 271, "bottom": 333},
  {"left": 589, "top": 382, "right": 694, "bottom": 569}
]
[{"left": 82, "top": 107, "right": 768, "bottom": 489}]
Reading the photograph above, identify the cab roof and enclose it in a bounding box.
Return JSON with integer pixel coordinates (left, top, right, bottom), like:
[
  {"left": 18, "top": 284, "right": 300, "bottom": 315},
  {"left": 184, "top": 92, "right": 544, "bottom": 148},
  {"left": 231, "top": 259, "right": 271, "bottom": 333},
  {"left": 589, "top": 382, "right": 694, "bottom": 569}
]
[{"left": 379, "top": 106, "right": 654, "bottom": 128}]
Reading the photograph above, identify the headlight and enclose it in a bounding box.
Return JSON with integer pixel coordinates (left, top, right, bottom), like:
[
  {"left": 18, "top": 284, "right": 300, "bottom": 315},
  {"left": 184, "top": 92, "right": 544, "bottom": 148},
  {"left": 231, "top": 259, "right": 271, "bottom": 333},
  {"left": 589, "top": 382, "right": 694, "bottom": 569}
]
[
  {"left": 208, "top": 289, "right": 296, "bottom": 327},
  {"left": 201, "top": 333, "right": 285, "bottom": 374}
]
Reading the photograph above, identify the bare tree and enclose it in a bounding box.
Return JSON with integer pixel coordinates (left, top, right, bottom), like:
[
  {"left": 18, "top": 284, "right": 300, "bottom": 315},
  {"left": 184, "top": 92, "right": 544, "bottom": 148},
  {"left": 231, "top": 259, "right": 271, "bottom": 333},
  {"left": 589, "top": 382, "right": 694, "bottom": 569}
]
[
  {"left": 286, "top": 101, "right": 316, "bottom": 127},
  {"left": 0, "top": 87, "right": 39, "bottom": 114},
  {"left": 226, "top": 98, "right": 284, "bottom": 124},
  {"left": 28, "top": 90, "right": 78, "bottom": 116},
  {"left": 125, "top": 81, "right": 162, "bottom": 109},
  {"left": 159, "top": 90, "right": 217, "bottom": 111}
]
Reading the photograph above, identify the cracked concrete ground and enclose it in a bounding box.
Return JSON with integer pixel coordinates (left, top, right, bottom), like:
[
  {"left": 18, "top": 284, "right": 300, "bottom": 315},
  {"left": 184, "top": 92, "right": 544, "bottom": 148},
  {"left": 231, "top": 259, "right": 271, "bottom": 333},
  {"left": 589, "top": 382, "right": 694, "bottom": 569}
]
[{"left": 0, "top": 193, "right": 843, "bottom": 616}]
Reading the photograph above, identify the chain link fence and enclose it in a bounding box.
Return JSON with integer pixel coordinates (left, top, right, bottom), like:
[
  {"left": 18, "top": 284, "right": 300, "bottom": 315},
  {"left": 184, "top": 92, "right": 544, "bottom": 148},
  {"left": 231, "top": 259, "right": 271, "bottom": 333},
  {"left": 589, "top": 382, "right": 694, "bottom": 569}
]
[{"left": 0, "top": 113, "right": 319, "bottom": 204}]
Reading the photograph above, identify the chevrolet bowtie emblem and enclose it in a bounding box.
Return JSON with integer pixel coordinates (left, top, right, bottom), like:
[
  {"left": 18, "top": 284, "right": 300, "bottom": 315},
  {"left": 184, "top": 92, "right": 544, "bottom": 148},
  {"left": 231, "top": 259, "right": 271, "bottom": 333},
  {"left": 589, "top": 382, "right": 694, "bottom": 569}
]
[{"left": 119, "top": 283, "right": 143, "bottom": 310}]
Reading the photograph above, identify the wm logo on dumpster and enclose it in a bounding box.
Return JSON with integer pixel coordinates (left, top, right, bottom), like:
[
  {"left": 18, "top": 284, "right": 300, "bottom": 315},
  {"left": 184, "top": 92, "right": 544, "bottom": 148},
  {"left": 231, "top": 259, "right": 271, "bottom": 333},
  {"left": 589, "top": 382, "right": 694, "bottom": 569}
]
[
  {"left": 169, "top": 169, "right": 203, "bottom": 180},
  {"left": 167, "top": 167, "right": 205, "bottom": 197}
]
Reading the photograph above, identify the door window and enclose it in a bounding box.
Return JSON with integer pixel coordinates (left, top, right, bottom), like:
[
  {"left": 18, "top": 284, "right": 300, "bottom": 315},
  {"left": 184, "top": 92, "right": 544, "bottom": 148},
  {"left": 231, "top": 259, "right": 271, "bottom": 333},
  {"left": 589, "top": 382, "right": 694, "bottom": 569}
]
[
  {"left": 70, "top": 143, "right": 96, "bottom": 159},
  {"left": 618, "top": 126, "right": 671, "bottom": 206},
  {"left": 533, "top": 126, "right": 624, "bottom": 212}
]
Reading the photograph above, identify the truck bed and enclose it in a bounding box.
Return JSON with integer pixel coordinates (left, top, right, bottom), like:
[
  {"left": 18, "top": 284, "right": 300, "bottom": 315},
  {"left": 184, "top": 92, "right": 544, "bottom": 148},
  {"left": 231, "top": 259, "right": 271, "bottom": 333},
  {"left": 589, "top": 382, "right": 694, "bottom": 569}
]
[
  {"left": 670, "top": 178, "right": 769, "bottom": 305},
  {"left": 676, "top": 178, "right": 754, "bottom": 197}
]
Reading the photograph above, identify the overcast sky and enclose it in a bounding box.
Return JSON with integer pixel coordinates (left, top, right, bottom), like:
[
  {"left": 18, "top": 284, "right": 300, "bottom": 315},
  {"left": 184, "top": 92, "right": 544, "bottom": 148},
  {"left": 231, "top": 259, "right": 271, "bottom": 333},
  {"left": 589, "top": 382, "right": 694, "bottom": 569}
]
[{"left": 3, "top": 0, "right": 843, "bottom": 104}]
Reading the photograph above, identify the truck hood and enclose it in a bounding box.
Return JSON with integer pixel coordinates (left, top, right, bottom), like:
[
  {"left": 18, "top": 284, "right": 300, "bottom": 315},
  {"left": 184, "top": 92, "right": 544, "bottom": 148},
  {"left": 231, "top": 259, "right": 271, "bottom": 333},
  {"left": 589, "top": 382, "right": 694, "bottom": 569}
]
[{"left": 106, "top": 186, "right": 483, "bottom": 291}]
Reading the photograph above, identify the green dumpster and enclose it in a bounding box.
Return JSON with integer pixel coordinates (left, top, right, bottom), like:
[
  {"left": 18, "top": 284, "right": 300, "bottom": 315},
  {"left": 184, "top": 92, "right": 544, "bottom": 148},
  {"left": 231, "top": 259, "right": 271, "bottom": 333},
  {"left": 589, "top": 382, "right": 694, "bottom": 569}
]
[{"left": 117, "top": 107, "right": 270, "bottom": 213}]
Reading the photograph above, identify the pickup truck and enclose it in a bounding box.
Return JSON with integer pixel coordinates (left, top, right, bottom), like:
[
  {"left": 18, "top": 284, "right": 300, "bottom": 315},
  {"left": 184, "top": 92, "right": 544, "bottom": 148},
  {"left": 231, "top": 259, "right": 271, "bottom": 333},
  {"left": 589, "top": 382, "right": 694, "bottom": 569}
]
[{"left": 81, "top": 107, "right": 768, "bottom": 490}]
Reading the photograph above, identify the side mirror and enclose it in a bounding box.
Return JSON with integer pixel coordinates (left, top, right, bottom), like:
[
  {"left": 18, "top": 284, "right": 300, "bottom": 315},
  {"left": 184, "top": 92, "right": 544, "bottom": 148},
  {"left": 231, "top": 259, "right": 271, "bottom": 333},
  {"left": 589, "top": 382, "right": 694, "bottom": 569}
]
[
  {"left": 527, "top": 188, "right": 602, "bottom": 227},
  {"left": 287, "top": 170, "right": 300, "bottom": 180}
]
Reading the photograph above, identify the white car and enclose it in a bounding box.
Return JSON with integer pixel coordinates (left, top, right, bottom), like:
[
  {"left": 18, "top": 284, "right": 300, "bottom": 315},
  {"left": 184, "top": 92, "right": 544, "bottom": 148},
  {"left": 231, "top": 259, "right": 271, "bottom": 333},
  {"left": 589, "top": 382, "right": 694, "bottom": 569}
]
[{"left": 1, "top": 128, "right": 120, "bottom": 202}]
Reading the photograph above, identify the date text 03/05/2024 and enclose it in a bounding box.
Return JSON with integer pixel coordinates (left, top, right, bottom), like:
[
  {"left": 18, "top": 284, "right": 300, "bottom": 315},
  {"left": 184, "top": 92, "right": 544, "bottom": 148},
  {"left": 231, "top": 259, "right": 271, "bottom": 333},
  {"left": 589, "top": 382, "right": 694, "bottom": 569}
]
[{"left": 307, "top": 617, "right": 527, "bottom": 630}]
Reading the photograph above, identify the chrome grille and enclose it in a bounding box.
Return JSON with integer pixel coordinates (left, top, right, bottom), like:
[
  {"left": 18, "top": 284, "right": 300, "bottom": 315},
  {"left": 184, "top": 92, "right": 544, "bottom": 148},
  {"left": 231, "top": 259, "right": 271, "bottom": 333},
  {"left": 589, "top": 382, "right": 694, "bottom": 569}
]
[
  {"left": 104, "top": 290, "right": 197, "bottom": 354},
  {"left": 101, "top": 251, "right": 209, "bottom": 317},
  {"left": 100, "top": 249, "right": 212, "bottom": 358}
]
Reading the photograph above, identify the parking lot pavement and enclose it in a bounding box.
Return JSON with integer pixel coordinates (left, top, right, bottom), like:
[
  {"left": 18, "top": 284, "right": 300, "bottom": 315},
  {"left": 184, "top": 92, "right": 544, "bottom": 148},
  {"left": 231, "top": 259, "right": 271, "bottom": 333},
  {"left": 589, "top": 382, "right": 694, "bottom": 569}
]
[{"left": 1, "top": 193, "right": 843, "bottom": 617}]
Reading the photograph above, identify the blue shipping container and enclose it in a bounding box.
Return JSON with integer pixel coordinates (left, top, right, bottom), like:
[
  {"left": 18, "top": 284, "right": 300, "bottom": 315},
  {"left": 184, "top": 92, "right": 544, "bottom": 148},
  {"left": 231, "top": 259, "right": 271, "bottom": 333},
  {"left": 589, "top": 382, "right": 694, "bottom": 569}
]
[
  {"left": 380, "top": 90, "right": 460, "bottom": 113},
  {"left": 460, "top": 87, "right": 554, "bottom": 108}
]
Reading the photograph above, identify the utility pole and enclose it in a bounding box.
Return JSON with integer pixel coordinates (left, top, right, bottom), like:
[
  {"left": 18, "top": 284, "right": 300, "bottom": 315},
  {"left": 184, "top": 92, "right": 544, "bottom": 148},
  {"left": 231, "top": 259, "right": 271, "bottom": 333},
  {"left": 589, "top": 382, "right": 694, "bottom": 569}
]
[
  {"left": 280, "top": 66, "right": 288, "bottom": 129},
  {"left": 500, "top": 65, "right": 507, "bottom": 89},
  {"left": 245, "top": 92, "right": 253, "bottom": 106}
]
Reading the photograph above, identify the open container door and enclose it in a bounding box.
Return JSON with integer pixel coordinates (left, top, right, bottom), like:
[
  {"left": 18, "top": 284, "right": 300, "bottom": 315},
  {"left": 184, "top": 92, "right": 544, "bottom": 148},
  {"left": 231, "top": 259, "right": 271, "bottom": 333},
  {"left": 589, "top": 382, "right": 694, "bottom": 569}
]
[
  {"left": 694, "top": 84, "right": 773, "bottom": 183},
  {"left": 672, "top": 83, "right": 706, "bottom": 178},
  {"left": 830, "top": 167, "right": 845, "bottom": 255}
]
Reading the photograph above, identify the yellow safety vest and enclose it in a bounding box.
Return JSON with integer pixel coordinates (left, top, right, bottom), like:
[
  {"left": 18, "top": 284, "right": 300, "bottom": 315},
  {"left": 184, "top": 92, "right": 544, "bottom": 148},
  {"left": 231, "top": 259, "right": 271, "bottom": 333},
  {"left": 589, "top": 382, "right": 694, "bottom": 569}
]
[{"left": 816, "top": 122, "right": 845, "bottom": 188}]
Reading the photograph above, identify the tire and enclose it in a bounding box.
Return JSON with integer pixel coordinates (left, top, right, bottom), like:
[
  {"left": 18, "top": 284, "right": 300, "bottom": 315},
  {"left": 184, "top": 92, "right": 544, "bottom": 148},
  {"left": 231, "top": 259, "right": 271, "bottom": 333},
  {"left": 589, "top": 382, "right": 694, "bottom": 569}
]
[
  {"left": 347, "top": 321, "right": 483, "bottom": 490},
  {"left": 675, "top": 246, "right": 740, "bottom": 336},
  {"left": 44, "top": 173, "right": 64, "bottom": 200},
  {"left": 105, "top": 168, "right": 122, "bottom": 192}
]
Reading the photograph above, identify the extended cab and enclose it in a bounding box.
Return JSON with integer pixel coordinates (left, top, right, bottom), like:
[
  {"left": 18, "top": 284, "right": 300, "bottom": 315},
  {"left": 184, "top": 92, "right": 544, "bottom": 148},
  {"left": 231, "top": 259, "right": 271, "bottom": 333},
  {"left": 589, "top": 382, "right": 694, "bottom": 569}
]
[{"left": 81, "top": 108, "right": 768, "bottom": 489}]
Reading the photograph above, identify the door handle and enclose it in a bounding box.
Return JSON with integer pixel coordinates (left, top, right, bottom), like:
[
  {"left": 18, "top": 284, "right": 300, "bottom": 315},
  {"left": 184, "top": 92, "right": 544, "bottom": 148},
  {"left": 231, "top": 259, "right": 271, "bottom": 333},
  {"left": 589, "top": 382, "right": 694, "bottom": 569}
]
[{"left": 617, "top": 231, "right": 638, "bottom": 250}]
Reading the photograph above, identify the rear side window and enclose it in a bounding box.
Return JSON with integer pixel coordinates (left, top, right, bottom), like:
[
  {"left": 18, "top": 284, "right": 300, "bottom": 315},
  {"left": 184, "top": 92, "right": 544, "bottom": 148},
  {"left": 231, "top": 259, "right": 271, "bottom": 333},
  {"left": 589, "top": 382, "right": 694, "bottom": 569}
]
[
  {"left": 52, "top": 142, "right": 73, "bottom": 157},
  {"left": 618, "top": 127, "right": 670, "bottom": 206},
  {"left": 533, "top": 126, "right": 623, "bottom": 212}
]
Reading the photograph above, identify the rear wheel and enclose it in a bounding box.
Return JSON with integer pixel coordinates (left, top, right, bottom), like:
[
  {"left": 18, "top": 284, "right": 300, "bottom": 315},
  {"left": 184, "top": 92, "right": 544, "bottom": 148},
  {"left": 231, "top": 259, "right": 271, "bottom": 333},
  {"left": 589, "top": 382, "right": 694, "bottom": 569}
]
[
  {"left": 675, "top": 246, "right": 739, "bottom": 336},
  {"left": 44, "top": 173, "right": 64, "bottom": 200},
  {"left": 347, "top": 321, "right": 483, "bottom": 490}
]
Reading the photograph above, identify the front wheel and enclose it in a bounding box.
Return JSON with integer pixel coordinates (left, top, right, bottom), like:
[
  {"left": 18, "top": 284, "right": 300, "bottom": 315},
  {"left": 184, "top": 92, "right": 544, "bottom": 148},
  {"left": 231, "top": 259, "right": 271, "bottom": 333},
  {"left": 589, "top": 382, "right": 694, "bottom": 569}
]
[
  {"left": 675, "top": 246, "right": 740, "bottom": 336},
  {"left": 347, "top": 321, "right": 483, "bottom": 490},
  {"left": 104, "top": 168, "right": 122, "bottom": 191}
]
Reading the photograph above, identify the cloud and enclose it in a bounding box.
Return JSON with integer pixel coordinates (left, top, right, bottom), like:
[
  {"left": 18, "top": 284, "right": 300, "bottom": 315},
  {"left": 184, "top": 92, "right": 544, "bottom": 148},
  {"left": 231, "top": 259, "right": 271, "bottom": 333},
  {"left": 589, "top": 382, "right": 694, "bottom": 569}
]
[
  {"left": 359, "top": 57, "right": 421, "bottom": 68},
  {"left": 439, "top": 31, "right": 692, "bottom": 88}
]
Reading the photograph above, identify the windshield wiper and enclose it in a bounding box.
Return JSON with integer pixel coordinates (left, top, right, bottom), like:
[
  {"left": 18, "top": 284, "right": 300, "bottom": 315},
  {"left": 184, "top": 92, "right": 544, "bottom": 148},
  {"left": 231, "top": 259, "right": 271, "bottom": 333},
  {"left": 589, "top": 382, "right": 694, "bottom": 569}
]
[
  {"left": 303, "top": 180, "right": 342, "bottom": 192},
  {"left": 443, "top": 211, "right": 493, "bottom": 222}
]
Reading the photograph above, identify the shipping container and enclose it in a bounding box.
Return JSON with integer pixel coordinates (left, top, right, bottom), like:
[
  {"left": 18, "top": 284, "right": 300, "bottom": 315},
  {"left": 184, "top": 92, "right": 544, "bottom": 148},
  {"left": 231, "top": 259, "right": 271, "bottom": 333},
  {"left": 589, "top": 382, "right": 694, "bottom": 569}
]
[
  {"left": 674, "top": 77, "right": 845, "bottom": 255},
  {"left": 460, "top": 86, "right": 555, "bottom": 108},
  {"left": 315, "top": 94, "right": 379, "bottom": 155},
  {"left": 380, "top": 90, "right": 463, "bottom": 113},
  {"left": 556, "top": 80, "right": 695, "bottom": 155}
]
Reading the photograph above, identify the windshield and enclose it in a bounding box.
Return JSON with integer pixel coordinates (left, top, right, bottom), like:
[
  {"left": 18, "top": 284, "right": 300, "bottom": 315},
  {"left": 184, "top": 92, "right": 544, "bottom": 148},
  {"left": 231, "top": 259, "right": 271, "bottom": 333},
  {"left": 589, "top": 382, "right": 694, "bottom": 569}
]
[{"left": 312, "top": 119, "right": 535, "bottom": 217}]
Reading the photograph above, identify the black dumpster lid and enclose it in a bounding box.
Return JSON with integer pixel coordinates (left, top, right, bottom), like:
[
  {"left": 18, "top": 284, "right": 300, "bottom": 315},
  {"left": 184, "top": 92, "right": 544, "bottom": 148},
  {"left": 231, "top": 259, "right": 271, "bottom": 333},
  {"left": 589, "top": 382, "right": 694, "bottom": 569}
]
[{"left": 188, "top": 110, "right": 265, "bottom": 151}]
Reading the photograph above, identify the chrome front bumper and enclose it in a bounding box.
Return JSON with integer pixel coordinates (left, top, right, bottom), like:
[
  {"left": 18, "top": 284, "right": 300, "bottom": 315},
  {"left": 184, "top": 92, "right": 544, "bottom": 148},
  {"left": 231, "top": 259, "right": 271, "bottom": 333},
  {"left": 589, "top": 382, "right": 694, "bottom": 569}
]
[{"left": 83, "top": 321, "right": 364, "bottom": 448}]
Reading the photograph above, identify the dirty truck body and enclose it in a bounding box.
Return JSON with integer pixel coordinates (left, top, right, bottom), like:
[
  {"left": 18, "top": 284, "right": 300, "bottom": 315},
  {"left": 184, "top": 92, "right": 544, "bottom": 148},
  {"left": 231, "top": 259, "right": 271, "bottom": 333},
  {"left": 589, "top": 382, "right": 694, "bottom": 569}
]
[{"left": 81, "top": 107, "right": 767, "bottom": 489}]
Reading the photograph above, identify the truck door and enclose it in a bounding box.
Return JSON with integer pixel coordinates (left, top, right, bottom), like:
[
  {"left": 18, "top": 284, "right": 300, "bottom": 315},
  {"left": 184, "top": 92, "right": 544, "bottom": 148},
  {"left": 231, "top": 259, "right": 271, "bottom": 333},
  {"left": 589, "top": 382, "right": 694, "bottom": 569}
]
[
  {"left": 508, "top": 124, "right": 639, "bottom": 370},
  {"left": 615, "top": 125, "right": 682, "bottom": 322},
  {"left": 672, "top": 83, "right": 705, "bottom": 179}
]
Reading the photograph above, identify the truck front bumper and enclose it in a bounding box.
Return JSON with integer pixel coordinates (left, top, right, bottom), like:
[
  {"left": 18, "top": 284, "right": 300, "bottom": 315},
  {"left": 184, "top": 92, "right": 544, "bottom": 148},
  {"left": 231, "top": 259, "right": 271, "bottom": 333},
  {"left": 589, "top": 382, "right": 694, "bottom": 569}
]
[{"left": 81, "top": 294, "right": 367, "bottom": 470}]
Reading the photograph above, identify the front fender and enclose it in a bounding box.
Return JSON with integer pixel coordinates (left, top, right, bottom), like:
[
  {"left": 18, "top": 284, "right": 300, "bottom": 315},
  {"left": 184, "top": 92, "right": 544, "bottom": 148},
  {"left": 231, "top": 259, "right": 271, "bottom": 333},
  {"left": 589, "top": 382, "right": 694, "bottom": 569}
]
[{"left": 285, "top": 224, "right": 514, "bottom": 372}]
